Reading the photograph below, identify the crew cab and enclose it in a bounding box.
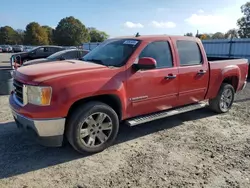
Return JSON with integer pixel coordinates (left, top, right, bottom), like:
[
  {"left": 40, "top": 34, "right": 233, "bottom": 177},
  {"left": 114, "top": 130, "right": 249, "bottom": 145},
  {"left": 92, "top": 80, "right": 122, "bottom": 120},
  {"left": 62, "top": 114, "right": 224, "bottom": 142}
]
[
  {"left": 9, "top": 35, "right": 248, "bottom": 154},
  {"left": 10, "top": 45, "right": 65, "bottom": 69}
]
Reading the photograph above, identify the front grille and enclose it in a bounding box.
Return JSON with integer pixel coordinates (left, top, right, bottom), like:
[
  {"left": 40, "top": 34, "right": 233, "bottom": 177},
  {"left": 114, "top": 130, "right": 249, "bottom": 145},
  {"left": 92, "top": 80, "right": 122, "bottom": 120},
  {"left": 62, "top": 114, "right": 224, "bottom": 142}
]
[{"left": 13, "top": 79, "right": 24, "bottom": 104}]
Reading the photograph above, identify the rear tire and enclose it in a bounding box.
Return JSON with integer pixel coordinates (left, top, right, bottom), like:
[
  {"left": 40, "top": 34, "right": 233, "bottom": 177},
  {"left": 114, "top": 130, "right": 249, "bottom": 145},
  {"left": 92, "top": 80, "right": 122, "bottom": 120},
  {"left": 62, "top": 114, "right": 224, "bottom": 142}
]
[
  {"left": 65, "top": 101, "right": 119, "bottom": 154},
  {"left": 208, "top": 83, "right": 235, "bottom": 113}
]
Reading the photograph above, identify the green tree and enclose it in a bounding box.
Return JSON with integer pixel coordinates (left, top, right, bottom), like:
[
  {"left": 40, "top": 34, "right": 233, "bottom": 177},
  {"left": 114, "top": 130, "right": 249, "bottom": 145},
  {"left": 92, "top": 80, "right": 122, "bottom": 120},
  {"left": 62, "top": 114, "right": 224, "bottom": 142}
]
[
  {"left": 54, "top": 16, "right": 89, "bottom": 46},
  {"left": 88, "top": 28, "right": 109, "bottom": 42},
  {"left": 211, "top": 32, "right": 225, "bottom": 39},
  {"left": 42, "top": 25, "right": 54, "bottom": 44},
  {"left": 200, "top": 34, "right": 208, "bottom": 40},
  {"left": 24, "top": 22, "right": 49, "bottom": 45},
  {"left": 184, "top": 32, "right": 193, "bottom": 36},
  {"left": 225, "top": 29, "right": 238, "bottom": 38},
  {"left": 203, "top": 33, "right": 212, "bottom": 39},
  {"left": 0, "top": 26, "right": 18, "bottom": 44},
  {"left": 14, "top": 29, "right": 25, "bottom": 44},
  {"left": 237, "top": 2, "right": 250, "bottom": 38}
]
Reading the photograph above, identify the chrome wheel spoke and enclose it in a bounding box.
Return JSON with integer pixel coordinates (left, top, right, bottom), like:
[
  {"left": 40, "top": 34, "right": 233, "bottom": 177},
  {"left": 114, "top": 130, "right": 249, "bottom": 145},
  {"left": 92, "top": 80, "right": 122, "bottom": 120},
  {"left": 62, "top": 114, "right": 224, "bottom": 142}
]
[
  {"left": 221, "top": 102, "right": 225, "bottom": 109},
  {"left": 97, "top": 131, "right": 108, "bottom": 143},
  {"left": 224, "top": 89, "right": 231, "bottom": 97},
  {"left": 80, "top": 112, "right": 113, "bottom": 148},
  {"left": 225, "top": 98, "right": 231, "bottom": 105},
  {"left": 85, "top": 115, "right": 96, "bottom": 126},
  {"left": 220, "top": 89, "right": 233, "bottom": 110},
  {"left": 87, "top": 135, "right": 96, "bottom": 146},
  {"left": 96, "top": 113, "right": 107, "bottom": 124},
  {"left": 101, "top": 122, "right": 112, "bottom": 130},
  {"left": 224, "top": 102, "right": 227, "bottom": 108},
  {"left": 80, "top": 128, "right": 89, "bottom": 138}
]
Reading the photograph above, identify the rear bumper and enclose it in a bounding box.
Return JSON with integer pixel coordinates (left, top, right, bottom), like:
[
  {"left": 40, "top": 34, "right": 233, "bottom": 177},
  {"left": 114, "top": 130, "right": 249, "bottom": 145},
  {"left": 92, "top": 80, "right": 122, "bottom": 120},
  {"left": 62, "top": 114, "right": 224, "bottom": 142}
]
[{"left": 11, "top": 109, "right": 66, "bottom": 147}]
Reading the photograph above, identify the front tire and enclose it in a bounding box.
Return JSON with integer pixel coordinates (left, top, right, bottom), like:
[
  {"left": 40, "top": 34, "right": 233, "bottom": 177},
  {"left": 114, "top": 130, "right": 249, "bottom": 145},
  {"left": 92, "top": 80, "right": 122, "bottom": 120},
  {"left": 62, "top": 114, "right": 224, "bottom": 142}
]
[
  {"left": 208, "top": 83, "right": 235, "bottom": 113},
  {"left": 66, "top": 101, "right": 119, "bottom": 154},
  {"left": 22, "top": 59, "right": 29, "bottom": 63}
]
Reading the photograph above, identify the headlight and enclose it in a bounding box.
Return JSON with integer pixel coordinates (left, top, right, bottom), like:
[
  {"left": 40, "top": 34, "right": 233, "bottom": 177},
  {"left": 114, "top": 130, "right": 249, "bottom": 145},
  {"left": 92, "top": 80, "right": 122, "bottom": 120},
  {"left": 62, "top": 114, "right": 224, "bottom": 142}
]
[{"left": 27, "top": 85, "right": 52, "bottom": 106}]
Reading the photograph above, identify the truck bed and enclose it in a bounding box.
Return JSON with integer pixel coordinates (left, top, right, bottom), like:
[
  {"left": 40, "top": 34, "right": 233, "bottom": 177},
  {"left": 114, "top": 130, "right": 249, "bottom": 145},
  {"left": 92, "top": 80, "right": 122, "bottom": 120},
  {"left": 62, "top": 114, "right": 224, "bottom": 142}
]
[{"left": 205, "top": 58, "right": 248, "bottom": 99}]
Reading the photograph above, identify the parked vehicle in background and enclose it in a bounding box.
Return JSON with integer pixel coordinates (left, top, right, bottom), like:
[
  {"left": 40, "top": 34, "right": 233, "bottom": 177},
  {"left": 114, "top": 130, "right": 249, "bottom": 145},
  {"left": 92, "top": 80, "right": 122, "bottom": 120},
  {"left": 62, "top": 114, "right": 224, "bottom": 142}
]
[
  {"left": 67, "top": 46, "right": 77, "bottom": 49},
  {"left": 9, "top": 35, "right": 248, "bottom": 154},
  {"left": 22, "top": 49, "right": 89, "bottom": 66},
  {"left": 2, "top": 45, "right": 13, "bottom": 52},
  {"left": 23, "top": 46, "right": 34, "bottom": 52},
  {"left": 10, "top": 45, "right": 65, "bottom": 68},
  {"left": 12, "top": 45, "right": 24, "bottom": 52},
  {"left": 0, "top": 46, "right": 2, "bottom": 53}
]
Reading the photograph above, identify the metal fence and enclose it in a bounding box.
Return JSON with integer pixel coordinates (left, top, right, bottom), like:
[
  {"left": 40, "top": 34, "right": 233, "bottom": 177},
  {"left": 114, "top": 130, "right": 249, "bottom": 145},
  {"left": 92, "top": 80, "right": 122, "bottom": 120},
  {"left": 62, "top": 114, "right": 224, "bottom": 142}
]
[
  {"left": 83, "top": 39, "right": 250, "bottom": 62},
  {"left": 202, "top": 38, "right": 250, "bottom": 62}
]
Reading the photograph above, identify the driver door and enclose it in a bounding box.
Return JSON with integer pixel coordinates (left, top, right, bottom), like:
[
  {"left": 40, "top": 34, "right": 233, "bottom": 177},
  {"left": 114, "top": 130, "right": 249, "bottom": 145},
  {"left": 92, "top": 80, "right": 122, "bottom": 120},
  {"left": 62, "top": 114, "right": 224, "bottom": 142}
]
[
  {"left": 126, "top": 40, "right": 179, "bottom": 118},
  {"left": 31, "top": 47, "right": 46, "bottom": 59}
]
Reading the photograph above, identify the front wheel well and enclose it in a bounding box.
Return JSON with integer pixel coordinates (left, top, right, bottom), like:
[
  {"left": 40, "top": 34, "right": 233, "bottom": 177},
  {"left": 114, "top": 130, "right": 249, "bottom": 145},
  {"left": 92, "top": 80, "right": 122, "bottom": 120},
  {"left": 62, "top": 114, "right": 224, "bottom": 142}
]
[
  {"left": 222, "top": 76, "right": 239, "bottom": 92},
  {"left": 67, "top": 94, "right": 123, "bottom": 121}
]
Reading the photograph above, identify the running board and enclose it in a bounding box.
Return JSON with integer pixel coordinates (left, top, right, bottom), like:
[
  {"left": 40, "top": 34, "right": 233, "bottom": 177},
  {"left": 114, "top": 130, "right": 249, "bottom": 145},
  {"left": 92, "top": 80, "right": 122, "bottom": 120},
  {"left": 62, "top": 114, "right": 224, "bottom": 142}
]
[{"left": 125, "top": 102, "right": 208, "bottom": 126}]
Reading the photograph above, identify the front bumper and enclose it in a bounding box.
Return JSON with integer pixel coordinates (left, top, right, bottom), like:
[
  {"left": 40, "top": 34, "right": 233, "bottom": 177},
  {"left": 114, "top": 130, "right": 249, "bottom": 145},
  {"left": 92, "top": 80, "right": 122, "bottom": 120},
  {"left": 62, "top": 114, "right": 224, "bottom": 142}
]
[{"left": 11, "top": 109, "right": 66, "bottom": 147}]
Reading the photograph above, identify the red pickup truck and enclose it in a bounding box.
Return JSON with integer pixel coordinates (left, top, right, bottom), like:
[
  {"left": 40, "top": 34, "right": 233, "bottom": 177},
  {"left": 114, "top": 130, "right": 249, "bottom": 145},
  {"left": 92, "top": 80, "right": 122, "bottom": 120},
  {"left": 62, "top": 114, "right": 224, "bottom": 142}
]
[{"left": 9, "top": 35, "right": 248, "bottom": 154}]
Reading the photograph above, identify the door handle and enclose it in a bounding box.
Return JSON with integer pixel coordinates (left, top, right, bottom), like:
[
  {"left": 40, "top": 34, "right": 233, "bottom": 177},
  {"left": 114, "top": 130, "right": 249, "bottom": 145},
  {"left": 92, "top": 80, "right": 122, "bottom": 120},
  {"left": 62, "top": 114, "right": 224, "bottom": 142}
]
[
  {"left": 197, "top": 70, "right": 206, "bottom": 75},
  {"left": 164, "top": 74, "right": 176, "bottom": 80}
]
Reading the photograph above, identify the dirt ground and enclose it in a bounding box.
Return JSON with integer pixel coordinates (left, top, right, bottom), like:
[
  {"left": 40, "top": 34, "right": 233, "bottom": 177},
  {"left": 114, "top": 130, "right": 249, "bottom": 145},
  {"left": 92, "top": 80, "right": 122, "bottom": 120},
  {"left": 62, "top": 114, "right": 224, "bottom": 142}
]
[{"left": 0, "top": 82, "right": 249, "bottom": 188}]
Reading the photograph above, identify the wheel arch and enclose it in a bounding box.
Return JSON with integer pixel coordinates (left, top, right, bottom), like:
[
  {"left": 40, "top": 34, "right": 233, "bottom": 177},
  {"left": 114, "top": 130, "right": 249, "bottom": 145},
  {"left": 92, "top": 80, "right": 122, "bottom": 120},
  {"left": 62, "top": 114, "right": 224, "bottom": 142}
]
[
  {"left": 67, "top": 94, "right": 123, "bottom": 121},
  {"left": 222, "top": 75, "right": 239, "bottom": 92}
]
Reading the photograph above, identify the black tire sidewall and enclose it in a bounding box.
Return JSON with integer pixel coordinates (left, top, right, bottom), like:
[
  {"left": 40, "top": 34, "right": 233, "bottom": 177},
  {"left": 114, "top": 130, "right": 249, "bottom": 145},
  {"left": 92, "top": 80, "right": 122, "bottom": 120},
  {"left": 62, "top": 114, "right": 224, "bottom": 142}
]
[
  {"left": 69, "top": 103, "right": 119, "bottom": 153},
  {"left": 22, "top": 59, "right": 29, "bottom": 63}
]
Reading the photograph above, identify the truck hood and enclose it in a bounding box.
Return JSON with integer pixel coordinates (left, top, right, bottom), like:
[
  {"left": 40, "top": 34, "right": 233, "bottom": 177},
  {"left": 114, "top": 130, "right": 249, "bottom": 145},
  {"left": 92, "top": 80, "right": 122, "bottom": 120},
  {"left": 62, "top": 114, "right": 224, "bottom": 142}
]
[{"left": 14, "top": 60, "right": 107, "bottom": 84}]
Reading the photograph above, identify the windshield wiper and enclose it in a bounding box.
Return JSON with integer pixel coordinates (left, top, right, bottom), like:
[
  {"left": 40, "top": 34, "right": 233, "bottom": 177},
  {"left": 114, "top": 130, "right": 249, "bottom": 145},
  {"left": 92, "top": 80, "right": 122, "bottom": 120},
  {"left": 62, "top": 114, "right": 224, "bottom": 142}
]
[{"left": 81, "top": 58, "right": 116, "bottom": 68}]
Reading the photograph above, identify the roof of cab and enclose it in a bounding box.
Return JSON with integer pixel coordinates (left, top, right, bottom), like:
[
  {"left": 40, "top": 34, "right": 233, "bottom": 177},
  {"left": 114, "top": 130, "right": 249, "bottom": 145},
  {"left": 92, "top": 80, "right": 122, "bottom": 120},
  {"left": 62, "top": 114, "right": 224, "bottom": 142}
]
[{"left": 110, "top": 34, "right": 199, "bottom": 41}]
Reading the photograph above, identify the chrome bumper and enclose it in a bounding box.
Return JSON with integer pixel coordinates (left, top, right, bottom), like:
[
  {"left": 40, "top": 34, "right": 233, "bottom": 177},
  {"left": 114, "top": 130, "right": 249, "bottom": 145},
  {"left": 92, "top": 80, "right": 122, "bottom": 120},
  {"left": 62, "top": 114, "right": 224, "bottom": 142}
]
[{"left": 12, "top": 109, "right": 66, "bottom": 147}]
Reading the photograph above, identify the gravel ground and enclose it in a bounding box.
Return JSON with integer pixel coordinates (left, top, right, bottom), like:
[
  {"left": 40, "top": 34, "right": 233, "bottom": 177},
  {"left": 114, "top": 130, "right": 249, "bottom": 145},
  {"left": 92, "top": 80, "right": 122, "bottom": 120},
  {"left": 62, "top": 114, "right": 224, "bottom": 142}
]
[{"left": 0, "top": 82, "right": 249, "bottom": 188}]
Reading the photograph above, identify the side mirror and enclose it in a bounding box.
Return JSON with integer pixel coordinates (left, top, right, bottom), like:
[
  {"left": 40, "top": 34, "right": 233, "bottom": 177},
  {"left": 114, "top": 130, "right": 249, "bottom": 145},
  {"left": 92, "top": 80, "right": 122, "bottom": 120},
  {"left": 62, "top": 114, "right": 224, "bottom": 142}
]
[
  {"left": 59, "top": 56, "right": 66, "bottom": 60},
  {"left": 133, "top": 57, "right": 156, "bottom": 70}
]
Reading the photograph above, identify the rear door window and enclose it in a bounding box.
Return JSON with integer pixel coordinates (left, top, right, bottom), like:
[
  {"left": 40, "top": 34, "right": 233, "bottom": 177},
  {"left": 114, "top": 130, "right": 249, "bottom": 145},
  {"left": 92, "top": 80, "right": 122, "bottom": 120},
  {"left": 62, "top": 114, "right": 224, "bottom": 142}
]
[
  {"left": 176, "top": 40, "right": 202, "bottom": 66},
  {"left": 63, "top": 51, "right": 78, "bottom": 59}
]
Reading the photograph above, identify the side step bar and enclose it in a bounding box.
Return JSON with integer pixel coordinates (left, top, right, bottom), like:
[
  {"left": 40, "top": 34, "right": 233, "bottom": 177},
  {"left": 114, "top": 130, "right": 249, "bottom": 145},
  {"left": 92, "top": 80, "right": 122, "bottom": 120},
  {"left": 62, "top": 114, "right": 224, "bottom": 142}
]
[{"left": 125, "top": 101, "right": 208, "bottom": 126}]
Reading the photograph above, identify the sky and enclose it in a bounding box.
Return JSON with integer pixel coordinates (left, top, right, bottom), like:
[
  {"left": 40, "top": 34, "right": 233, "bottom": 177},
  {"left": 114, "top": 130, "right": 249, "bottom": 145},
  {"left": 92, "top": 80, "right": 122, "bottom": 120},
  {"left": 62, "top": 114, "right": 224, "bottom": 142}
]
[{"left": 0, "top": 0, "right": 248, "bottom": 37}]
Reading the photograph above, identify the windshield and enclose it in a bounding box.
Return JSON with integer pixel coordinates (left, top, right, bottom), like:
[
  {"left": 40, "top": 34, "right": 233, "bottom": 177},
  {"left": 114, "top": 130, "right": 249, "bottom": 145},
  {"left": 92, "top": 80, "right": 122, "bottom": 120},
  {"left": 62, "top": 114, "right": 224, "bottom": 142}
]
[
  {"left": 29, "top": 46, "right": 41, "bottom": 52},
  {"left": 81, "top": 38, "right": 140, "bottom": 67},
  {"left": 47, "top": 50, "right": 71, "bottom": 60}
]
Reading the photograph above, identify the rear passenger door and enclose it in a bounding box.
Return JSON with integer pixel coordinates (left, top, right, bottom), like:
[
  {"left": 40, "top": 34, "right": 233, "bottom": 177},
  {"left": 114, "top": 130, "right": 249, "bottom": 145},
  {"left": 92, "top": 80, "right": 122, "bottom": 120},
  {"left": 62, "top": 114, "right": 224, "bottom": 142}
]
[
  {"left": 35, "top": 47, "right": 53, "bottom": 58},
  {"left": 45, "top": 47, "right": 57, "bottom": 57},
  {"left": 126, "top": 40, "right": 179, "bottom": 117},
  {"left": 174, "top": 39, "right": 209, "bottom": 105},
  {"left": 31, "top": 47, "right": 45, "bottom": 59}
]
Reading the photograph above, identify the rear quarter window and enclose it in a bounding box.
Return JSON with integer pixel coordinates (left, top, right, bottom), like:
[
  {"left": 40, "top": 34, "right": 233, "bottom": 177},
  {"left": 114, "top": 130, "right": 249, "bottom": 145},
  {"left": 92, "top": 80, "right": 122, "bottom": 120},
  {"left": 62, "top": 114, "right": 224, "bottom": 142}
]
[{"left": 176, "top": 40, "right": 202, "bottom": 66}]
